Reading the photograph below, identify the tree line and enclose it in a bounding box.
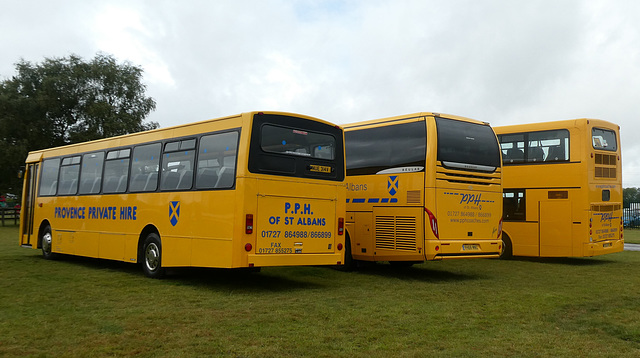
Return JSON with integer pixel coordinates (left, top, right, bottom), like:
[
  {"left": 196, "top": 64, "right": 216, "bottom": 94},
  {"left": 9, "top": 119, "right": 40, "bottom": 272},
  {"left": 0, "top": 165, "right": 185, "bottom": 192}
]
[
  {"left": 624, "top": 187, "right": 640, "bottom": 208},
  {"left": 0, "top": 53, "right": 158, "bottom": 198}
]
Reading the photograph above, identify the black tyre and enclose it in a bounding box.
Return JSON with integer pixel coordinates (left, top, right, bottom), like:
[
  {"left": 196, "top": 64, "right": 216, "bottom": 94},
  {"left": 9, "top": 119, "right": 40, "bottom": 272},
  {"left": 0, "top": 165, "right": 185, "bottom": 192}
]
[
  {"left": 142, "top": 233, "right": 165, "bottom": 278},
  {"left": 500, "top": 234, "right": 513, "bottom": 259},
  {"left": 41, "top": 225, "right": 57, "bottom": 260},
  {"left": 336, "top": 235, "right": 356, "bottom": 271}
]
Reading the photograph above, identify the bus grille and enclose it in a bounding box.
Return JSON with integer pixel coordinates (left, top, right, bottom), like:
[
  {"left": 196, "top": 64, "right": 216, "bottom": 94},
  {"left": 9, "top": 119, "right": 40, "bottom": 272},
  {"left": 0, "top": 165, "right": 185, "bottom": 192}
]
[
  {"left": 407, "top": 190, "right": 422, "bottom": 204},
  {"left": 595, "top": 167, "right": 616, "bottom": 179},
  {"left": 595, "top": 154, "right": 617, "bottom": 179},
  {"left": 375, "top": 215, "right": 417, "bottom": 251},
  {"left": 595, "top": 154, "right": 616, "bottom": 165},
  {"left": 435, "top": 164, "right": 501, "bottom": 186},
  {"left": 591, "top": 204, "right": 621, "bottom": 212}
]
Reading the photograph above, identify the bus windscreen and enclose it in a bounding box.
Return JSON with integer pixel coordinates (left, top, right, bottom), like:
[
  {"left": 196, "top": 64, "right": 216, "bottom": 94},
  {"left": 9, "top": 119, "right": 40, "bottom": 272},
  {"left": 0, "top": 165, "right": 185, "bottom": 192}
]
[{"left": 436, "top": 117, "right": 500, "bottom": 172}]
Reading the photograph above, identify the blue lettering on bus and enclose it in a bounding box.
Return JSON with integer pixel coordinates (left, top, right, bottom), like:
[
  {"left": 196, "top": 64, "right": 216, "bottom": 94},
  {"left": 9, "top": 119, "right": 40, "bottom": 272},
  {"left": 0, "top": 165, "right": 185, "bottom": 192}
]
[
  {"left": 54, "top": 206, "right": 137, "bottom": 221},
  {"left": 284, "top": 202, "right": 313, "bottom": 215},
  {"left": 443, "top": 192, "right": 495, "bottom": 205}
]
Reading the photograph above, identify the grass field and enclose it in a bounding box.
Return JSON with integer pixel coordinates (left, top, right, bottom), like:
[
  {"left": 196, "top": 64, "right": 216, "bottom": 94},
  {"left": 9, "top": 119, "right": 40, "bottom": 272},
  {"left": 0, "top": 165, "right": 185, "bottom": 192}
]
[
  {"left": 1, "top": 225, "right": 639, "bottom": 357},
  {"left": 624, "top": 228, "right": 640, "bottom": 244}
]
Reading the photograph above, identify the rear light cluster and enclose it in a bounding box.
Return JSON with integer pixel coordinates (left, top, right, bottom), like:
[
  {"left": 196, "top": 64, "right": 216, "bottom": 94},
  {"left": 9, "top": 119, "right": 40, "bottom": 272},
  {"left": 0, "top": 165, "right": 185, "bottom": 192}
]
[
  {"left": 245, "top": 214, "right": 253, "bottom": 234},
  {"left": 497, "top": 218, "right": 503, "bottom": 239},
  {"left": 245, "top": 214, "right": 254, "bottom": 252},
  {"left": 338, "top": 217, "right": 344, "bottom": 235}
]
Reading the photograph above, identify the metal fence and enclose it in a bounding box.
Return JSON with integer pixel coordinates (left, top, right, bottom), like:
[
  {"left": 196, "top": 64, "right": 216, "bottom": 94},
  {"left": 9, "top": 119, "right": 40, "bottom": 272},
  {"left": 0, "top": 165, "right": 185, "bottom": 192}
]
[
  {"left": 624, "top": 202, "right": 640, "bottom": 229},
  {"left": 0, "top": 207, "right": 20, "bottom": 227}
]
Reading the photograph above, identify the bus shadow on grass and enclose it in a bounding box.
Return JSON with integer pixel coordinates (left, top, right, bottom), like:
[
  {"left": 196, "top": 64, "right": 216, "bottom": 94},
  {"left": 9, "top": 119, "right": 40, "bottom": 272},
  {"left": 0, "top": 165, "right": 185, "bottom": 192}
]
[
  {"left": 509, "top": 256, "right": 617, "bottom": 266},
  {"left": 31, "top": 254, "right": 325, "bottom": 292},
  {"left": 165, "top": 267, "right": 326, "bottom": 292},
  {"left": 347, "top": 262, "right": 482, "bottom": 282}
]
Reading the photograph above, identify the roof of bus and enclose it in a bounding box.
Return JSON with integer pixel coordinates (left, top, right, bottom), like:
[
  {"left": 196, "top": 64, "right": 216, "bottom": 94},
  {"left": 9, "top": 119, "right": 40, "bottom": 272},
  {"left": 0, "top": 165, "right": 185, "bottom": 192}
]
[
  {"left": 24, "top": 111, "right": 339, "bottom": 160},
  {"left": 494, "top": 118, "right": 620, "bottom": 134},
  {"left": 341, "top": 112, "right": 489, "bottom": 130}
]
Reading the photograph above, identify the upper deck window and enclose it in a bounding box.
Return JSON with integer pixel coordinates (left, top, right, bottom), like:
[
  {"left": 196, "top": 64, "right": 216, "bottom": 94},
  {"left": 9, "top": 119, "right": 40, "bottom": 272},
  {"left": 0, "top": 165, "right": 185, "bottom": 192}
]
[
  {"left": 592, "top": 127, "right": 617, "bottom": 152},
  {"left": 499, "top": 129, "right": 569, "bottom": 164}
]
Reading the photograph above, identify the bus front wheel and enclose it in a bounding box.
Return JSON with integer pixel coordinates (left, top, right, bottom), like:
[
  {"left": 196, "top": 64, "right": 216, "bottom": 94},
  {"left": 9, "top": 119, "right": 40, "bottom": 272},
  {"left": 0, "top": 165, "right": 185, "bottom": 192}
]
[
  {"left": 41, "top": 225, "right": 57, "bottom": 260},
  {"left": 142, "top": 233, "right": 165, "bottom": 278}
]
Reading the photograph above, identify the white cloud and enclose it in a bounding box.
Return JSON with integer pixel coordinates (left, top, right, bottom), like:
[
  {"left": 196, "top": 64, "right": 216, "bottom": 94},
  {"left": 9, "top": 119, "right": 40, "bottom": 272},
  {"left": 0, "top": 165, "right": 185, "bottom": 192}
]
[{"left": 2, "top": 0, "right": 640, "bottom": 185}]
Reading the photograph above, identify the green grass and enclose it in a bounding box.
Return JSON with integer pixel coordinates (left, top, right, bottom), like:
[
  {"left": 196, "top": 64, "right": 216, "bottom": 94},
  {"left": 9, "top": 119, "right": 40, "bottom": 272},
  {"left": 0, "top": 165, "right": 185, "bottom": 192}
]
[
  {"left": 1, "top": 225, "right": 639, "bottom": 357},
  {"left": 624, "top": 228, "right": 640, "bottom": 244}
]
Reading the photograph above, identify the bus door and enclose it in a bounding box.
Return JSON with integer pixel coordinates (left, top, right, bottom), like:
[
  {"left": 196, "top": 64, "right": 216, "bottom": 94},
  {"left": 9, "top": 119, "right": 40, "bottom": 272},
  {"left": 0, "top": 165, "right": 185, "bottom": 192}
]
[
  {"left": 20, "top": 163, "right": 39, "bottom": 247},
  {"left": 538, "top": 200, "right": 572, "bottom": 256}
]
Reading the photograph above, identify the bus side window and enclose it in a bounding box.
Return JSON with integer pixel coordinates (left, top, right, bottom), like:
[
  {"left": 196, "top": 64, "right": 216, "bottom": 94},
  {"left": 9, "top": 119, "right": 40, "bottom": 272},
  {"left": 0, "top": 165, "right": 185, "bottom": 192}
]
[
  {"left": 103, "top": 149, "right": 131, "bottom": 194},
  {"left": 196, "top": 132, "right": 239, "bottom": 189},
  {"left": 503, "top": 190, "right": 526, "bottom": 221},
  {"left": 79, "top": 152, "right": 105, "bottom": 194},
  {"left": 546, "top": 145, "right": 565, "bottom": 161},
  {"left": 58, "top": 156, "right": 81, "bottom": 195},
  {"left": 39, "top": 158, "right": 61, "bottom": 196},
  {"left": 161, "top": 139, "right": 196, "bottom": 191},
  {"left": 130, "top": 143, "right": 161, "bottom": 192}
]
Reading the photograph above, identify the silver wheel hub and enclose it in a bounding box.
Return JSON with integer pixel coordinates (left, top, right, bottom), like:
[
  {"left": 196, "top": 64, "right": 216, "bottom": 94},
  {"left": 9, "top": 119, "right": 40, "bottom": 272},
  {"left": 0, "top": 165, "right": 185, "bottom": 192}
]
[
  {"left": 42, "top": 232, "right": 52, "bottom": 253},
  {"left": 145, "top": 243, "right": 160, "bottom": 271}
]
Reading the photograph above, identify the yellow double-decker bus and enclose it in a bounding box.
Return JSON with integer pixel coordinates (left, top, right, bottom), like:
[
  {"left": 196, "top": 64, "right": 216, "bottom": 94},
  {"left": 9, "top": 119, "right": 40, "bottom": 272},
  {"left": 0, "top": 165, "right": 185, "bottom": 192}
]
[
  {"left": 19, "top": 111, "right": 346, "bottom": 277},
  {"left": 343, "top": 113, "right": 503, "bottom": 267},
  {"left": 495, "top": 118, "right": 624, "bottom": 258}
]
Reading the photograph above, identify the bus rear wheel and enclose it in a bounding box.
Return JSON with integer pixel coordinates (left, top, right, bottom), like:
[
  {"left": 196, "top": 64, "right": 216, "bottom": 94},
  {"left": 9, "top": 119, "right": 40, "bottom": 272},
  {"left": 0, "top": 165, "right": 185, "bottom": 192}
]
[
  {"left": 500, "top": 234, "right": 513, "bottom": 260},
  {"left": 142, "top": 233, "right": 165, "bottom": 278}
]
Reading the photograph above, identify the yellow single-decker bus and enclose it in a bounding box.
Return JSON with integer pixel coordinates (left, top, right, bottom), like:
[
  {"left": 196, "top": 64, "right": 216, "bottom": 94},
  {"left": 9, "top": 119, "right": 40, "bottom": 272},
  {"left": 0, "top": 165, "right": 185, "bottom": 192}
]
[
  {"left": 19, "top": 111, "right": 346, "bottom": 277},
  {"left": 343, "top": 112, "right": 503, "bottom": 267}
]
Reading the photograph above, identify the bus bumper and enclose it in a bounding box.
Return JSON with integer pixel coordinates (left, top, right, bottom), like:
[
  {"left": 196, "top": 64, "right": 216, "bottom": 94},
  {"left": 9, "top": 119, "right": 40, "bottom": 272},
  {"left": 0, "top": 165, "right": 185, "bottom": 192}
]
[
  {"left": 426, "top": 239, "right": 502, "bottom": 260},
  {"left": 584, "top": 239, "right": 624, "bottom": 256},
  {"left": 247, "top": 253, "right": 344, "bottom": 267}
]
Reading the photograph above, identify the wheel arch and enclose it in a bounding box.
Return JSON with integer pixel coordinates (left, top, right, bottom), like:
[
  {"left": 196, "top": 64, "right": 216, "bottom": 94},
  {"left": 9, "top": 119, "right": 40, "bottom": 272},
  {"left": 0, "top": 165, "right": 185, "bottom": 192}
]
[
  {"left": 37, "top": 220, "right": 52, "bottom": 249},
  {"left": 137, "top": 224, "right": 160, "bottom": 263},
  {"left": 500, "top": 230, "right": 514, "bottom": 259}
]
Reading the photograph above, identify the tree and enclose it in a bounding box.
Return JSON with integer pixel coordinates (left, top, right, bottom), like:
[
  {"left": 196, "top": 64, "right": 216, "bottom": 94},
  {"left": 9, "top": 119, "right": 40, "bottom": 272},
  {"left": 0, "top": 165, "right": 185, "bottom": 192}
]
[
  {"left": 623, "top": 187, "right": 640, "bottom": 208},
  {"left": 0, "top": 53, "right": 159, "bottom": 196}
]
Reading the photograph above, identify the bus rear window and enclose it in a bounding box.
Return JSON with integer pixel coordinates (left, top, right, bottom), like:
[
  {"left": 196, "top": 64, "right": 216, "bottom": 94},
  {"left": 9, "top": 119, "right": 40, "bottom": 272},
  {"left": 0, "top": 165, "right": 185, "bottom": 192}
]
[
  {"left": 248, "top": 113, "right": 344, "bottom": 181},
  {"left": 592, "top": 128, "right": 617, "bottom": 151},
  {"left": 261, "top": 125, "right": 336, "bottom": 160},
  {"left": 436, "top": 118, "right": 501, "bottom": 172}
]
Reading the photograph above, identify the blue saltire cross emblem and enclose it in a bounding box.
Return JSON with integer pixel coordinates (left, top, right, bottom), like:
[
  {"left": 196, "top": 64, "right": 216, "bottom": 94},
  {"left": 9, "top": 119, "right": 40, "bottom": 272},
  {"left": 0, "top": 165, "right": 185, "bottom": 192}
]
[
  {"left": 169, "top": 201, "right": 180, "bottom": 226},
  {"left": 388, "top": 176, "right": 398, "bottom": 196}
]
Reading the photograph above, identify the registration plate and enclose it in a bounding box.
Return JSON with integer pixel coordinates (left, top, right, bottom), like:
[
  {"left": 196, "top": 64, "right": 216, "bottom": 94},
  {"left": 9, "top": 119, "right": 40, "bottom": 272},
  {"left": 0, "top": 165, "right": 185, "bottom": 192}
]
[
  {"left": 462, "top": 244, "right": 480, "bottom": 251},
  {"left": 603, "top": 243, "right": 612, "bottom": 248}
]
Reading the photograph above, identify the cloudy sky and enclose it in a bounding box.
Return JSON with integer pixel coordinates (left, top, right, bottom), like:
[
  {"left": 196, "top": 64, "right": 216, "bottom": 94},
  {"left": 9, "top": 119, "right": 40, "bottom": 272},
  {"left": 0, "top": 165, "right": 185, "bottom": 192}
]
[{"left": 2, "top": 0, "right": 640, "bottom": 186}]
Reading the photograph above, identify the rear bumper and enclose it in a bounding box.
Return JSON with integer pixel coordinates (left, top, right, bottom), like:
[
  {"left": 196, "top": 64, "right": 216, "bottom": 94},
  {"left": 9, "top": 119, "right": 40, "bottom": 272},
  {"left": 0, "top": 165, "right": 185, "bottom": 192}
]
[
  {"left": 247, "top": 253, "right": 344, "bottom": 267},
  {"left": 426, "top": 239, "right": 502, "bottom": 260},
  {"left": 583, "top": 239, "right": 624, "bottom": 257}
]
